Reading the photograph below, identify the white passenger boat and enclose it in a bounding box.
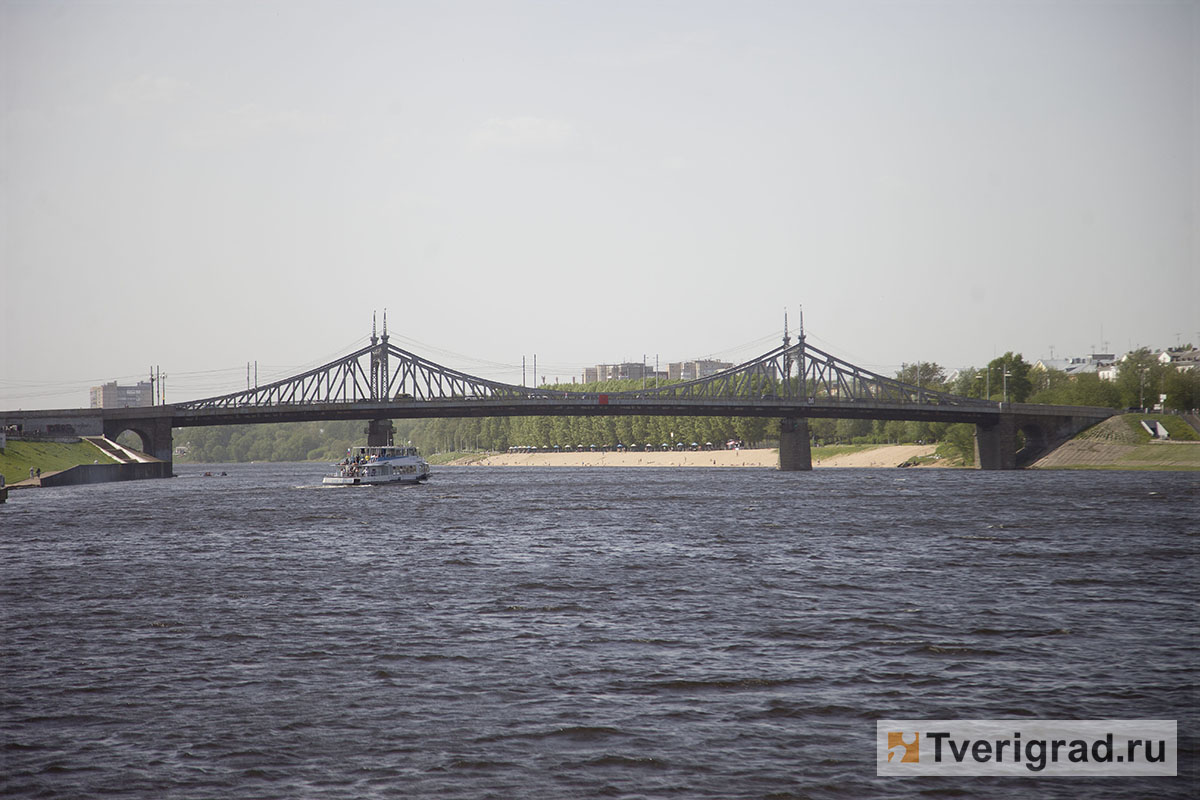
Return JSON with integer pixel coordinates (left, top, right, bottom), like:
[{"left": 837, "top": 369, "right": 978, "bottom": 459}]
[{"left": 323, "top": 445, "right": 430, "bottom": 486}]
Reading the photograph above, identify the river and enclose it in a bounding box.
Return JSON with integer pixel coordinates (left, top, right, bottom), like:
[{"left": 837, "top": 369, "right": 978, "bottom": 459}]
[{"left": 1, "top": 465, "right": 1195, "bottom": 798}]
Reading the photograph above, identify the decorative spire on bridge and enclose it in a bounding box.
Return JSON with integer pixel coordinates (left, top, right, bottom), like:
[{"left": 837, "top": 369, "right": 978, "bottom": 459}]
[{"left": 370, "top": 309, "right": 390, "bottom": 401}]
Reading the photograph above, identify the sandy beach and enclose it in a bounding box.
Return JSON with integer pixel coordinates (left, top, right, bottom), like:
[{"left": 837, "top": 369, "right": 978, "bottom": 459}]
[{"left": 455, "top": 444, "right": 940, "bottom": 469}]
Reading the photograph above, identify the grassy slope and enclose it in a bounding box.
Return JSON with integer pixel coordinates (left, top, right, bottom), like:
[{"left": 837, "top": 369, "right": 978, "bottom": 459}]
[
  {"left": 0, "top": 440, "right": 119, "bottom": 484},
  {"left": 1115, "top": 413, "right": 1199, "bottom": 442},
  {"left": 1033, "top": 415, "right": 1200, "bottom": 471}
]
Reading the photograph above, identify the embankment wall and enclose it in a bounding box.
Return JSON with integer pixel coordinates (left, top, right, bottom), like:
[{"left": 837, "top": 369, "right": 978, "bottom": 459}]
[{"left": 38, "top": 462, "right": 173, "bottom": 487}]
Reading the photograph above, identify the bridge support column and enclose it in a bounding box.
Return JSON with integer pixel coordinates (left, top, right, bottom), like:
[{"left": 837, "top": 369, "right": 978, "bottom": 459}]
[
  {"left": 367, "top": 419, "right": 394, "bottom": 447},
  {"left": 778, "top": 417, "right": 812, "bottom": 471},
  {"left": 974, "top": 416, "right": 1017, "bottom": 470}
]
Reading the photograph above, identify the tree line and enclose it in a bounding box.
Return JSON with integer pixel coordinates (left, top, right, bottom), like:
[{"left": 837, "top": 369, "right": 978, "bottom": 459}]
[{"left": 174, "top": 350, "right": 1199, "bottom": 464}]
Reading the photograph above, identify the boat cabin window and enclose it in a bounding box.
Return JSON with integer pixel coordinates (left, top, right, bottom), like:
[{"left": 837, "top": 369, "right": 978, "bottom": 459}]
[{"left": 350, "top": 446, "right": 418, "bottom": 459}]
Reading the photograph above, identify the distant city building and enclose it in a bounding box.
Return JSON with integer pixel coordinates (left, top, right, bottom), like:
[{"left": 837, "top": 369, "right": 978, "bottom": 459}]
[
  {"left": 668, "top": 359, "right": 734, "bottom": 381},
  {"left": 1160, "top": 348, "right": 1200, "bottom": 371},
  {"left": 598, "top": 363, "right": 651, "bottom": 381},
  {"left": 90, "top": 381, "right": 153, "bottom": 408},
  {"left": 581, "top": 362, "right": 671, "bottom": 384},
  {"left": 1033, "top": 354, "right": 1116, "bottom": 378}
]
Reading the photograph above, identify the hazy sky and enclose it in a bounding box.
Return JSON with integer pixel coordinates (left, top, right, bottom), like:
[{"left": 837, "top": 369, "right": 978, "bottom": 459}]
[{"left": 2, "top": 0, "right": 1196, "bottom": 409}]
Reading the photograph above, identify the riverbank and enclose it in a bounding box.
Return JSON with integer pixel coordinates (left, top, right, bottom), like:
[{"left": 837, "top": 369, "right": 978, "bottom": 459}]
[
  {"left": 452, "top": 444, "right": 943, "bottom": 468},
  {"left": 0, "top": 439, "right": 120, "bottom": 486},
  {"left": 1031, "top": 414, "right": 1200, "bottom": 471},
  {"left": 1, "top": 438, "right": 172, "bottom": 490}
]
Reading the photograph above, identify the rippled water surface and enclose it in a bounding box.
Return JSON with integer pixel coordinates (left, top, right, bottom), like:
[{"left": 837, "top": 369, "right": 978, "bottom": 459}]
[{"left": 2, "top": 465, "right": 1196, "bottom": 798}]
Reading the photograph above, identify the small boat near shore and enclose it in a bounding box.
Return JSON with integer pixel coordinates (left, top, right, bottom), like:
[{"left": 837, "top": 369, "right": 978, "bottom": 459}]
[{"left": 323, "top": 445, "right": 430, "bottom": 486}]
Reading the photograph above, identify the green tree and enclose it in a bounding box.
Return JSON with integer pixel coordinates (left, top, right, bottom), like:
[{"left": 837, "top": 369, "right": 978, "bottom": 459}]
[
  {"left": 808, "top": 418, "right": 835, "bottom": 445},
  {"left": 1115, "top": 349, "right": 1168, "bottom": 409},
  {"left": 952, "top": 367, "right": 986, "bottom": 399},
  {"left": 1028, "top": 372, "right": 1121, "bottom": 408},
  {"left": 734, "top": 417, "right": 768, "bottom": 447},
  {"left": 1162, "top": 368, "right": 1200, "bottom": 411},
  {"left": 986, "top": 353, "right": 1032, "bottom": 402},
  {"left": 895, "top": 362, "right": 948, "bottom": 391},
  {"left": 882, "top": 420, "right": 907, "bottom": 443},
  {"left": 835, "top": 418, "right": 872, "bottom": 442},
  {"left": 942, "top": 423, "right": 976, "bottom": 465},
  {"left": 1030, "top": 367, "right": 1072, "bottom": 398}
]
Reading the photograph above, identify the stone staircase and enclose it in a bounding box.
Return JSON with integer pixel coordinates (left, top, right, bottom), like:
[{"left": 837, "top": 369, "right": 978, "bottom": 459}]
[{"left": 82, "top": 436, "right": 158, "bottom": 464}]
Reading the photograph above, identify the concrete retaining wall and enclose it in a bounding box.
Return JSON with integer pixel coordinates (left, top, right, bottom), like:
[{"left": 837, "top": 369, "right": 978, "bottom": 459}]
[{"left": 38, "top": 462, "right": 173, "bottom": 487}]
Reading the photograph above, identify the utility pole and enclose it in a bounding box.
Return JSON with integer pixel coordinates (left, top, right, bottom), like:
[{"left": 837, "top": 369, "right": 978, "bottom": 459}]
[{"left": 1002, "top": 357, "right": 1011, "bottom": 405}]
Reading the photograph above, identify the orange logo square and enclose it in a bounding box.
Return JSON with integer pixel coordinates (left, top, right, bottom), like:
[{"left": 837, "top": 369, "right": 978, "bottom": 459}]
[{"left": 887, "top": 731, "right": 919, "bottom": 763}]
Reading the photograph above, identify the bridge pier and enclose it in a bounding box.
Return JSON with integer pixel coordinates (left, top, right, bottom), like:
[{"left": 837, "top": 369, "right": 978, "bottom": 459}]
[
  {"left": 974, "top": 417, "right": 1017, "bottom": 470},
  {"left": 778, "top": 417, "right": 812, "bottom": 471},
  {"left": 367, "top": 419, "right": 394, "bottom": 447}
]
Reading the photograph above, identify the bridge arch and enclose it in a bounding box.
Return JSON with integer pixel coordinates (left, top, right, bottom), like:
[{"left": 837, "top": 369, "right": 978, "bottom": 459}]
[
  {"left": 112, "top": 427, "right": 148, "bottom": 453},
  {"left": 1014, "top": 420, "right": 1048, "bottom": 467},
  {"left": 102, "top": 415, "right": 174, "bottom": 464},
  {"left": 976, "top": 410, "right": 1111, "bottom": 469}
]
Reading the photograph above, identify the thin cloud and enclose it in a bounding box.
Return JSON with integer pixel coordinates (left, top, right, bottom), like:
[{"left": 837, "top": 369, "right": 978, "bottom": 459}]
[
  {"left": 177, "top": 104, "right": 337, "bottom": 148},
  {"left": 109, "top": 74, "right": 185, "bottom": 107},
  {"left": 467, "top": 116, "right": 582, "bottom": 155}
]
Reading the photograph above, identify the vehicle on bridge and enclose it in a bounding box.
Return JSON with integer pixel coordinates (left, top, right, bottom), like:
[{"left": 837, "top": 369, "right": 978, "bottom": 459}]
[{"left": 323, "top": 445, "right": 430, "bottom": 487}]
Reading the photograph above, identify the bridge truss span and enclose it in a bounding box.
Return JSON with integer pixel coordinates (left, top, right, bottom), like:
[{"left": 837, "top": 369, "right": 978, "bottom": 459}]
[
  {"left": 175, "top": 332, "right": 998, "bottom": 412},
  {"left": 605, "top": 337, "right": 998, "bottom": 410},
  {"left": 176, "top": 334, "right": 541, "bottom": 412}
]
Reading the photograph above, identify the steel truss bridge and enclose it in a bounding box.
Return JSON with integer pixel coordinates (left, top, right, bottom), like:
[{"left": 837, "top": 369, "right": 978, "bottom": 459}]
[{"left": 4, "top": 327, "right": 1116, "bottom": 471}]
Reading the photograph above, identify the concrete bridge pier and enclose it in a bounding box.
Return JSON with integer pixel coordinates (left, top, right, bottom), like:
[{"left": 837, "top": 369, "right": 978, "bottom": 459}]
[
  {"left": 367, "top": 419, "right": 394, "bottom": 447},
  {"left": 974, "top": 416, "right": 1017, "bottom": 470},
  {"left": 778, "top": 417, "right": 812, "bottom": 471}
]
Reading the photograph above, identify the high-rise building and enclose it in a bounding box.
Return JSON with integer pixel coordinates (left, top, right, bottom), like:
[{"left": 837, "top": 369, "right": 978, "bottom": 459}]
[
  {"left": 667, "top": 359, "right": 733, "bottom": 381},
  {"left": 90, "top": 381, "right": 153, "bottom": 408}
]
